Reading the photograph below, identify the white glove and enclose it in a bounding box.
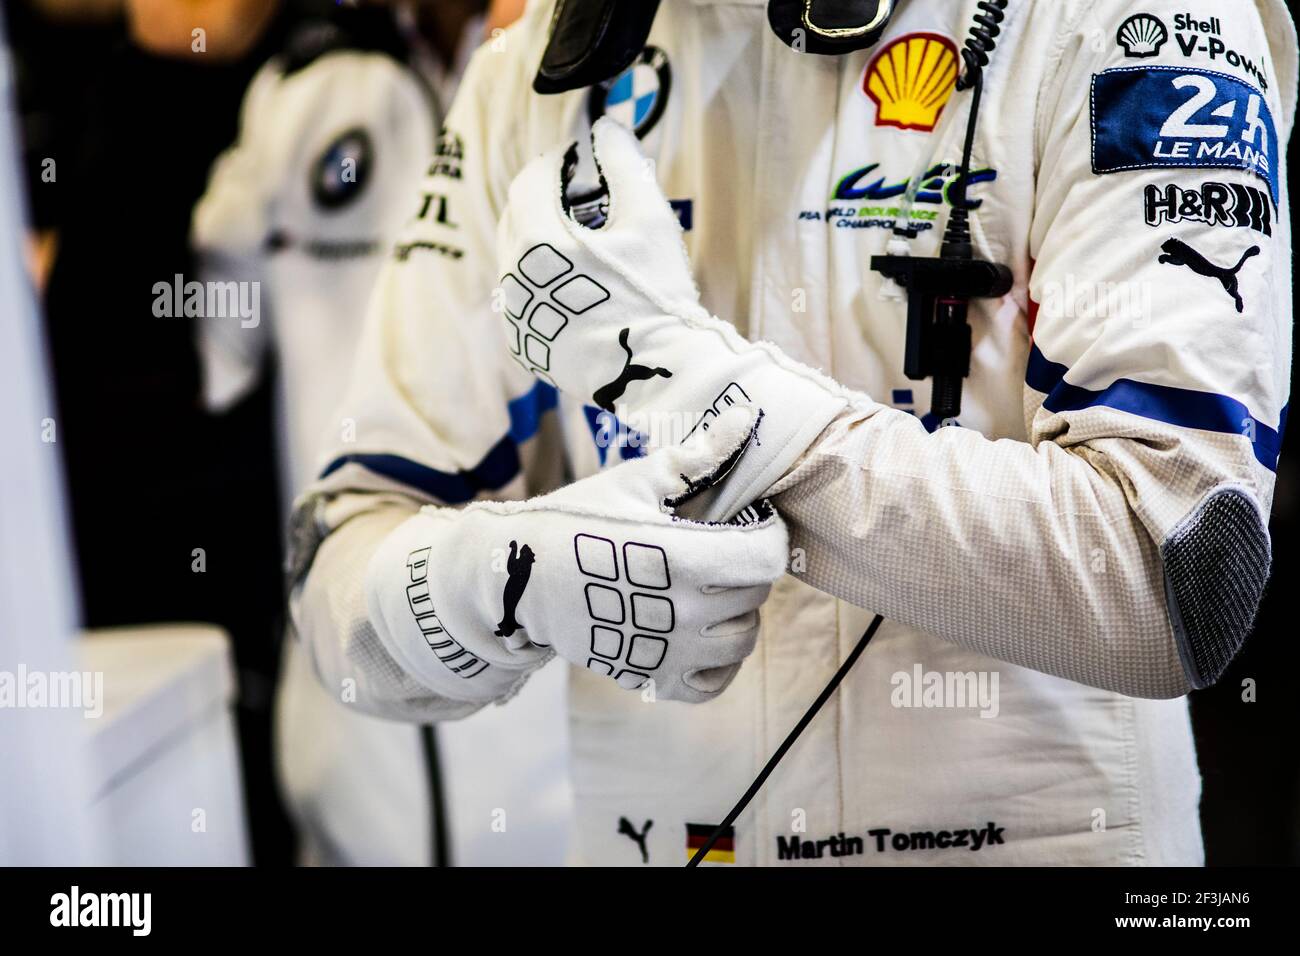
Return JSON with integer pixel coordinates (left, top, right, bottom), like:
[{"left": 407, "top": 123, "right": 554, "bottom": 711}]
[
  {"left": 496, "top": 118, "right": 850, "bottom": 521},
  {"left": 365, "top": 406, "right": 789, "bottom": 704}
]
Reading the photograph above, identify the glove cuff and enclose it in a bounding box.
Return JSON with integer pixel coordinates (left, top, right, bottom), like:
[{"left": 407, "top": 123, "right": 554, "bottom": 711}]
[
  {"left": 364, "top": 512, "right": 546, "bottom": 705},
  {"left": 689, "top": 366, "right": 848, "bottom": 521}
]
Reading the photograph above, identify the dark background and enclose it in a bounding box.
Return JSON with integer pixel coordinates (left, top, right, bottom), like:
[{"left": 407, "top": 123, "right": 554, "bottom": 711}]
[
  {"left": 4, "top": 0, "right": 1297, "bottom": 865},
  {"left": 7, "top": 0, "right": 297, "bottom": 864}
]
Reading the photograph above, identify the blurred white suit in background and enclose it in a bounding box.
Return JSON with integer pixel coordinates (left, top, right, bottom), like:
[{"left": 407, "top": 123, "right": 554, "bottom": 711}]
[{"left": 192, "top": 4, "right": 570, "bottom": 866}]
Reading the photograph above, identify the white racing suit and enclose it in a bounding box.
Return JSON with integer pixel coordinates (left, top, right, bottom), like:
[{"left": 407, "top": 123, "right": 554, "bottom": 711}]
[
  {"left": 289, "top": 0, "right": 1296, "bottom": 865},
  {"left": 194, "top": 20, "right": 571, "bottom": 866}
]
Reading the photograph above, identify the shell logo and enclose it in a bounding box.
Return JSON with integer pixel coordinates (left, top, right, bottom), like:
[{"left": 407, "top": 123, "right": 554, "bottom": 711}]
[{"left": 862, "top": 32, "right": 960, "bottom": 133}]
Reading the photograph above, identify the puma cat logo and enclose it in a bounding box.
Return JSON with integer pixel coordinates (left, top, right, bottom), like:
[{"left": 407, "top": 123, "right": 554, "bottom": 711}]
[
  {"left": 1158, "top": 237, "right": 1260, "bottom": 313},
  {"left": 494, "top": 540, "right": 535, "bottom": 639},
  {"left": 617, "top": 816, "right": 654, "bottom": 864},
  {"left": 592, "top": 328, "right": 672, "bottom": 413}
]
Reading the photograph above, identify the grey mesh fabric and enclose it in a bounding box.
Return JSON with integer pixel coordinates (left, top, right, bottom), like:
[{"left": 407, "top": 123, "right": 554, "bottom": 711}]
[
  {"left": 1161, "top": 486, "right": 1271, "bottom": 688},
  {"left": 768, "top": 399, "right": 1274, "bottom": 699}
]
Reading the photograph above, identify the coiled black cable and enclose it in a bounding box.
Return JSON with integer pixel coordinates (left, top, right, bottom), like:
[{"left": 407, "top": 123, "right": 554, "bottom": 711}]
[
  {"left": 956, "top": 0, "right": 1008, "bottom": 92},
  {"left": 948, "top": 0, "right": 1009, "bottom": 216}
]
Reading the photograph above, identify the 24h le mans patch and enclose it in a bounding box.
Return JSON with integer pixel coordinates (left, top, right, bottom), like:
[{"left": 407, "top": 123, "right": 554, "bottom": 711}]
[{"left": 1091, "top": 66, "right": 1279, "bottom": 205}]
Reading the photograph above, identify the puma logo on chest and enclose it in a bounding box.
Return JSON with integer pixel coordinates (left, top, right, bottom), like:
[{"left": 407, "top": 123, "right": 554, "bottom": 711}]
[{"left": 617, "top": 816, "right": 654, "bottom": 864}]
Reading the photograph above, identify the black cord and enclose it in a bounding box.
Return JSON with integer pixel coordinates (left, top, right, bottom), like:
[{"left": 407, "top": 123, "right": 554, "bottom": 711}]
[
  {"left": 890, "top": 0, "right": 1005, "bottom": 240},
  {"left": 941, "top": 69, "right": 983, "bottom": 238},
  {"left": 420, "top": 725, "right": 452, "bottom": 867},
  {"left": 685, "top": 614, "right": 885, "bottom": 867},
  {"left": 958, "top": 71, "right": 982, "bottom": 199},
  {"left": 948, "top": 0, "right": 1005, "bottom": 216}
]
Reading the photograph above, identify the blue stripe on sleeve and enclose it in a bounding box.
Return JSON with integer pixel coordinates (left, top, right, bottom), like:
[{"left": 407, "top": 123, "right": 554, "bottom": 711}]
[
  {"left": 1025, "top": 343, "right": 1282, "bottom": 472},
  {"left": 507, "top": 380, "right": 558, "bottom": 444},
  {"left": 318, "top": 381, "right": 559, "bottom": 504}
]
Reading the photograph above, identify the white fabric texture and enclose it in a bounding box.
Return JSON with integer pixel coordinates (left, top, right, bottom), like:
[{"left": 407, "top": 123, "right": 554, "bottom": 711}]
[
  {"left": 289, "top": 0, "right": 1296, "bottom": 865},
  {"left": 365, "top": 405, "right": 789, "bottom": 703},
  {"left": 273, "top": 638, "right": 432, "bottom": 865}
]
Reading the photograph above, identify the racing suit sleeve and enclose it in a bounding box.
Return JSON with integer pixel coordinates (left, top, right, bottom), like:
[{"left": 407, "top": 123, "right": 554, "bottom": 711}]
[
  {"left": 193, "top": 247, "right": 271, "bottom": 413},
  {"left": 192, "top": 64, "right": 279, "bottom": 411},
  {"left": 287, "top": 21, "right": 567, "bottom": 722},
  {"left": 191, "top": 51, "right": 435, "bottom": 412},
  {"left": 767, "top": 0, "right": 1294, "bottom": 699}
]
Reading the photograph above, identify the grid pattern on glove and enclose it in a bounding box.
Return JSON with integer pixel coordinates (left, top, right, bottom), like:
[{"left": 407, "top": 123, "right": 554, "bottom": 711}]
[
  {"left": 573, "top": 533, "right": 676, "bottom": 688},
  {"left": 501, "top": 244, "right": 611, "bottom": 385}
]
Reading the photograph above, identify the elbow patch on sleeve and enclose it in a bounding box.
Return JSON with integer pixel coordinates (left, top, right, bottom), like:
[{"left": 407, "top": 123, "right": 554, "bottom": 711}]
[{"left": 1161, "top": 486, "right": 1271, "bottom": 689}]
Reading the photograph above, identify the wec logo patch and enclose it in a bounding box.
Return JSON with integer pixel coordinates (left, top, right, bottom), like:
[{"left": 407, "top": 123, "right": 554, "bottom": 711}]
[{"left": 1091, "top": 67, "right": 1278, "bottom": 205}]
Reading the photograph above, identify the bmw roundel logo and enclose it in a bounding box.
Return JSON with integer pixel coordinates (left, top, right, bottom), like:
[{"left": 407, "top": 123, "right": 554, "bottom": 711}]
[
  {"left": 587, "top": 46, "right": 671, "bottom": 138},
  {"left": 312, "top": 127, "right": 373, "bottom": 210}
]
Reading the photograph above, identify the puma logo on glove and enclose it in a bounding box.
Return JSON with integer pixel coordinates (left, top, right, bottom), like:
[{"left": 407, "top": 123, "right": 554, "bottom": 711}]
[
  {"left": 494, "top": 540, "right": 535, "bottom": 639},
  {"left": 592, "top": 328, "right": 673, "bottom": 412}
]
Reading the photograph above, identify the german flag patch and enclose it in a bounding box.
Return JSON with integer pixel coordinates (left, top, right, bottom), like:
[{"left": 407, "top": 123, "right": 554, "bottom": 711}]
[{"left": 686, "top": 823, "right": 735, "bottom": 864}]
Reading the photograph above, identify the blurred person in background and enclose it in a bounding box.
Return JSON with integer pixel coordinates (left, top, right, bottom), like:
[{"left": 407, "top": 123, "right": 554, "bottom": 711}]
[
  {"left": 10, "top": 0, "right": 298, "bottom": 864},
  {"left": 192, "top": 0, "right": 569, "bottom": 866}
]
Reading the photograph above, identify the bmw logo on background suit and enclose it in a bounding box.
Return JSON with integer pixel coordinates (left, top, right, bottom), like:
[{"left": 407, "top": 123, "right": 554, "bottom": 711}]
[
  {"left": 312, "top": 127, "right": 374, "bottom": 210},
  {"left": 568, "top": 46, "right": 680, "bottom": 231},
  {"left": 588, "top": 46, "right": 671, "bottom": 139}
]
